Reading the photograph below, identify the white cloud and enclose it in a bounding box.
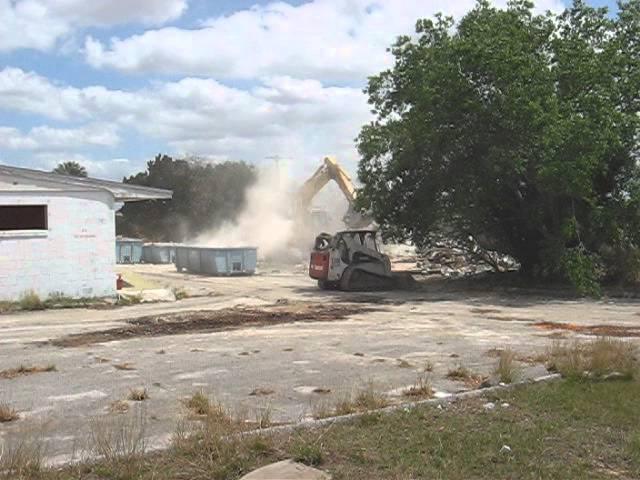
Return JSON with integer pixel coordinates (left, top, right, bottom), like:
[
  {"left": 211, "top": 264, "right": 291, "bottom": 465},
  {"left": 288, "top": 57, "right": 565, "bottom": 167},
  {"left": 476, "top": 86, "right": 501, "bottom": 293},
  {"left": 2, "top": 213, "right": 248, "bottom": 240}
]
[
  {"left": 0, "top": 67, "right": 370, "bottom": 175},
  {"left": 85, "top": 0, "right": 564, "bottom": 81},
  {"left": 47, "top": 0, "right": 187, "bottom": 26},
  {"left": 0, "top": 124, "right": 120, "bottom": 150},
  {"left": 0, "top": 0, "right": 568, "bottom": 178},
  {"left": 0, "top": 127, "right": 38, "bottom": 149},
  {"left": 0, "top": 0, "right": 187, "bottom": 52}
]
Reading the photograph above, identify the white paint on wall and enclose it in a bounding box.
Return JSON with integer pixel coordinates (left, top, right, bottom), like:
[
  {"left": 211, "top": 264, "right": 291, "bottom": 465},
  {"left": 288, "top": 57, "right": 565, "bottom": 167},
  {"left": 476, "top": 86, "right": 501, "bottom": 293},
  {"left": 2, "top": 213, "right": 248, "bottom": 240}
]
[{"left": 0, "top": 190, "right": 117, "bottom": 301}]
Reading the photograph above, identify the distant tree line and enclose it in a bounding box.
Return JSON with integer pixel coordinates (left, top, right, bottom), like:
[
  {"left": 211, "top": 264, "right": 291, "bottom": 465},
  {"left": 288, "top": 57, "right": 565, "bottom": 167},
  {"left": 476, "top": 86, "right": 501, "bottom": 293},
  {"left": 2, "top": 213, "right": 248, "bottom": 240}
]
[{"left": 117, "top": 154, "right": 256, "bottom": 242}]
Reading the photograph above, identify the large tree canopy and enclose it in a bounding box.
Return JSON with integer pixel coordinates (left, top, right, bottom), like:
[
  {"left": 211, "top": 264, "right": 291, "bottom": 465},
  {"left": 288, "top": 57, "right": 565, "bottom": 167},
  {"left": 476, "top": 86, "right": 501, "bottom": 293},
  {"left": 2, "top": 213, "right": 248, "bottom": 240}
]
[
  {"left": 118, "top": 154, "right": 256, "bottom": 242},
  {"left": 357, "top": 0, "right": 640, "bottom": 292}
]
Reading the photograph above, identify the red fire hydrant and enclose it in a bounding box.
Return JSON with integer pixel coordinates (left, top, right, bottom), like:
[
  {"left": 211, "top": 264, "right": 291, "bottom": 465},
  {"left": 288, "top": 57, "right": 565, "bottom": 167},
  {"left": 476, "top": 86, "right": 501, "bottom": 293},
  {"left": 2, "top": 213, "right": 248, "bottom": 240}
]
[{"left": 116, "top": 274, "right": 124, "bottom": 290}]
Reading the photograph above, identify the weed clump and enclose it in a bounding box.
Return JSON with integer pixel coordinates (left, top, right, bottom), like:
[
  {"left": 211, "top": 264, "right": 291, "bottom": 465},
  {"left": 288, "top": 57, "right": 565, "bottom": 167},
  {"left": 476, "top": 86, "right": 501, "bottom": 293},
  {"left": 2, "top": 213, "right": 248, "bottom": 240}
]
[
  {"left": 446, "top": 365, "right": 487, "bottom": 388},
  {"left": 548, "top": 338, "right": 637, "bottom": 380},
  {"left": 0, "top": 402, "right": 19, "bottom": 422},
  {"left": 403, "top": 375, "right": 434, "bottom": 399},
  {"left": 333, "top": 383, "right": 389, "bottom": 417},
  {"left": 127, "top": 388, "right": 148, "bottom": 402},
  {"left": 172, "top": 287, "right": 189, "bottom": 300},
  {"left": 494, "top": 348, "right": 520, "bottom": 384},
  {"left": 184, "top": 390, "right": 213, "bottom": 416}
]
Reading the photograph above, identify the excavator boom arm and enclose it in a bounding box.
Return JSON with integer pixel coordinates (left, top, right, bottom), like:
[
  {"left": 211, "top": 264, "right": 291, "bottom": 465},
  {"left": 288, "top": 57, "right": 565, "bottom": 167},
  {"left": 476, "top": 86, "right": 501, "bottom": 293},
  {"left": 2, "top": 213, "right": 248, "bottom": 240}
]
[{"left": 297, "top": 156, "right": 357, "bottom": 211}]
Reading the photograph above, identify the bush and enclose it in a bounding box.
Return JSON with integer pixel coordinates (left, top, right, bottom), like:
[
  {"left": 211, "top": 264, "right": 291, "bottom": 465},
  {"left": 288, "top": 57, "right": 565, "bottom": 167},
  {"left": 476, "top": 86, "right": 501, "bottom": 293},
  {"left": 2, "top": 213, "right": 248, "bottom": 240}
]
[{"left": 19, "top": 291, "right": 44, "bottom": 311}]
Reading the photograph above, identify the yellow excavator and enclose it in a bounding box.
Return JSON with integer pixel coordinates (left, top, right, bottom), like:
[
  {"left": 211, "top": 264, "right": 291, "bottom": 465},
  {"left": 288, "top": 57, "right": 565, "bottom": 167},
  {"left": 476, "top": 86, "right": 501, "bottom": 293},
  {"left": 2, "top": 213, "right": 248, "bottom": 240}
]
[{"left": 296, "top": 156, "right": 371, "bottom": 229}]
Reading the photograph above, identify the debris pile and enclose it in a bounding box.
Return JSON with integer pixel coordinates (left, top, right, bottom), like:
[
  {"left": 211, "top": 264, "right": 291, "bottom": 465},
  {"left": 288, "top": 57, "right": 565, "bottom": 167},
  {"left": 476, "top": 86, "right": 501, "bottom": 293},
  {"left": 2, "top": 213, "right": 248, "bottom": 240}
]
[{"left": 418, "top": 240, "right": 518, "bottom": 277}]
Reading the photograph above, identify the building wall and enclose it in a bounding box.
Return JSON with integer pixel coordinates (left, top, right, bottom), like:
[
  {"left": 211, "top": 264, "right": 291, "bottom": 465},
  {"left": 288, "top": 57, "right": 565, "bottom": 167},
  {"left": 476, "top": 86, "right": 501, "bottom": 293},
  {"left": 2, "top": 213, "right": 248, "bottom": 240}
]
[{"left": 0, "top": 190, "right": 117, "bottom": 301}]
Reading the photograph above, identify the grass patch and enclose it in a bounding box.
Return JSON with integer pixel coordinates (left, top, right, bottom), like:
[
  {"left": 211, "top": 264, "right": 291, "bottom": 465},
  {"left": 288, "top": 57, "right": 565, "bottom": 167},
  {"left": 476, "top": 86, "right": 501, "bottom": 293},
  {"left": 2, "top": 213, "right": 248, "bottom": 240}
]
[
  {"left": 0, "top": 293, "right": 112, "bottom": 313},
  {"left": 0, "top": 401, "right": 19, "bottom": 422},
  {"left": 0, "top": 431, "right": 44, "bottom": 477},
  {"left": 494, "top": 348, "right": 520, "bottom": 384},
  {"left": 9, "top": 379, "right": 640, "bottom": 479},
  {"left": 117, "top": 293, "right": 143, "bottom": 306},
  {"left": 0, "top": 364, "right": 56, "bottom": 380},
  {"left": 127, "top": 388, "right": 149, "bottom": 402},
  {"left": 547, "top": 337, "right": 638, "bottom": 380},
  {"left": 291, "top": 441, "right": 323, "bottom": 467},
  {"left": 88, "top": 408, "right": 148, "bottom": 479}
]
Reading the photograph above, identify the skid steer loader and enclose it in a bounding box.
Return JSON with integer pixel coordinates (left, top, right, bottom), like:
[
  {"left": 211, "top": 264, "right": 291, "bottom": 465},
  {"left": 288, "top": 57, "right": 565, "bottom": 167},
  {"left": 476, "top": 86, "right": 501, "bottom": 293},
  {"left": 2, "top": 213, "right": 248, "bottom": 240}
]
[{"left": 309, "top": 230, "right": 414, "bottom": 291}]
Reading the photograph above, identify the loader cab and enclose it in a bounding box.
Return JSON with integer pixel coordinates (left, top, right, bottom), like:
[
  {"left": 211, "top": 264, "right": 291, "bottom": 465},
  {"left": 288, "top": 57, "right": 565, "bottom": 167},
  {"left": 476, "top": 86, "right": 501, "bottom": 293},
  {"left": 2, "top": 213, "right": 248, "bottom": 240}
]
[{"left": 335, "top": 230, "right": 380, "bottom": 252}]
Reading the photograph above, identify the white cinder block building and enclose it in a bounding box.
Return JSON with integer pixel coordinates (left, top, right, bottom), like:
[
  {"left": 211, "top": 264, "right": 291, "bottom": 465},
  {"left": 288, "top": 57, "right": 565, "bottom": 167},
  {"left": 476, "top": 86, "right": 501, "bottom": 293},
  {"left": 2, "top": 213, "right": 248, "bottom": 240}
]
[{"left": 0, "top": 165, "right": 171, "bottom": 301}]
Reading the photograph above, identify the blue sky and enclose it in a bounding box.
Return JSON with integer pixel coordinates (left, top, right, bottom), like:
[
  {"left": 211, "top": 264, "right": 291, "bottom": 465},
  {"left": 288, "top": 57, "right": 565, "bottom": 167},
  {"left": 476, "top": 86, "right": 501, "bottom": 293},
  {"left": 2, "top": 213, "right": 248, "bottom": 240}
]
[{"left": 0, "top": 0, "right": 622, "bottom": 179}]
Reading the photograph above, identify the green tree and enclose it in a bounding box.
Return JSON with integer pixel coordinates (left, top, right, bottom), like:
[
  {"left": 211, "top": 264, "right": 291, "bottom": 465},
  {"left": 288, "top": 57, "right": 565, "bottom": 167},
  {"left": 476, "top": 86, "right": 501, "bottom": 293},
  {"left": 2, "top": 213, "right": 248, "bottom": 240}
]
[
  {"left": 53, "top": 161, "right": 88, "bottom": 177},
  {"left": 357, "top": 0, "right": 640, "bottom": 293},
  {"left": 117, "top": 154, "right": 256, "bottom": 242}
]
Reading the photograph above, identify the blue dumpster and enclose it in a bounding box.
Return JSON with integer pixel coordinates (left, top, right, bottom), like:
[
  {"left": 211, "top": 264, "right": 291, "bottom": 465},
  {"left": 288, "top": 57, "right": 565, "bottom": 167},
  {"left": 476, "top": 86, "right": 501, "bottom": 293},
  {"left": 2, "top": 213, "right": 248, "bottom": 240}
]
[
  {"left": 175, "top": 246, "right": 257, "bottom": 275},
  {"left": 142, "top": 243, "right": 177, "bottom": 264},
  {"left": 116, "top": 238, "right": 144, "bottom": 264}
]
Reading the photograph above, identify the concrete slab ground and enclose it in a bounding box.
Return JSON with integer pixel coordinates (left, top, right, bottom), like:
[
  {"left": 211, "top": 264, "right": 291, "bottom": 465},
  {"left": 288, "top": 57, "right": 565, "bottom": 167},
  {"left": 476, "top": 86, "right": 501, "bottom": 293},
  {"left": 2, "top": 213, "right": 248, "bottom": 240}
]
[{"left": 1, "top": 265, "right": 639, "bottom": 464}]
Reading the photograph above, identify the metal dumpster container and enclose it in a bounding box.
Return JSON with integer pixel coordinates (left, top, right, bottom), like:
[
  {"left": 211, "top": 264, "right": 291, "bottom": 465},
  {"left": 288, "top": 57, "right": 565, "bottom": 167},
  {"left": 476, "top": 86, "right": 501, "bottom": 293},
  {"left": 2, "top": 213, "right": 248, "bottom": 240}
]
[
  {"left": 175, "top": 246, "right": 257, "bottom": 275},
  {"left": 116, "top": 238, "right": 144, "bottom": 264},
  {"left": 142, "top": 243, "right": 177, "bottom": 264}
]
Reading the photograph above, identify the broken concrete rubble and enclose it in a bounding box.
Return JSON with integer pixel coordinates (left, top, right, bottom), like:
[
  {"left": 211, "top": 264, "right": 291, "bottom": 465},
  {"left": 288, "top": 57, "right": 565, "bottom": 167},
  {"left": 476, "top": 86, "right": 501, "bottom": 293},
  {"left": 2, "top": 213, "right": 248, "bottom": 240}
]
[{"left": 417, "top": 240, "right": 519, "bottom": 277}]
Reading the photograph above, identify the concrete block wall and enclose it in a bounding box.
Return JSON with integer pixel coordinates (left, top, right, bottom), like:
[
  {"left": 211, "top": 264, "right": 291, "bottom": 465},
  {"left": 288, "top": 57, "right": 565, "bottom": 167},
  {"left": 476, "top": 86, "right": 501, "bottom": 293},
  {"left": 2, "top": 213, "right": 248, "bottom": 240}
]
[{"left": 0, "top": 190, "right": 117, "bottom": 301}]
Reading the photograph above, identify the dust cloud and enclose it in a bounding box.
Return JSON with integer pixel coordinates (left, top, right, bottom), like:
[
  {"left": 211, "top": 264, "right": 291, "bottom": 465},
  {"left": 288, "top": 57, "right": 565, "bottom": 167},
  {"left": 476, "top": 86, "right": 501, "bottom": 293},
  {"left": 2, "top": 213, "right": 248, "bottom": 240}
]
[{"left": 195, "top": 164, "right": 296, "bottom": 258}]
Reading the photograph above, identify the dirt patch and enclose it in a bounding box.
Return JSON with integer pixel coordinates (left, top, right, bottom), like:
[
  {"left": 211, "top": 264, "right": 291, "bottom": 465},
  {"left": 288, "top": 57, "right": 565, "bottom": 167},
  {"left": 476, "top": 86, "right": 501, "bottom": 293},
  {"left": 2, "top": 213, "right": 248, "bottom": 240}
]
[
  {"left": 249, "top": 387, "right": 275, "bottom": 396},
  {"left": 342, "top": 295, "right": 405, "bottom": 305},
  {"left": 470, "top": 308, "right": 503, "bottom": 315},
  {"left": 533, "top": 321, "right": 640, "bottom": 338},
  {"left": 0, "top": 364, "right": 56, "bottom": 380},
  {"left": 485, "top": 315, "right": 537, "bottom": 322},
  {"left": 113, "top": 362, "right": 136, "bottom": 371},
  {"left": 49, "top": 302, "right": 373, "bottom": 347}
]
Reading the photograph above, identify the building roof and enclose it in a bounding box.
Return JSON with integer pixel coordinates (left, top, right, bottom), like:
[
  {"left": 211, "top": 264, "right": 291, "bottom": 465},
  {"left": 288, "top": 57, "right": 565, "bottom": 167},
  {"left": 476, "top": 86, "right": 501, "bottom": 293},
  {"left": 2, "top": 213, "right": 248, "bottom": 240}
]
[{"left": 0, "top": 164, "right": 172, "bottom": 202}]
